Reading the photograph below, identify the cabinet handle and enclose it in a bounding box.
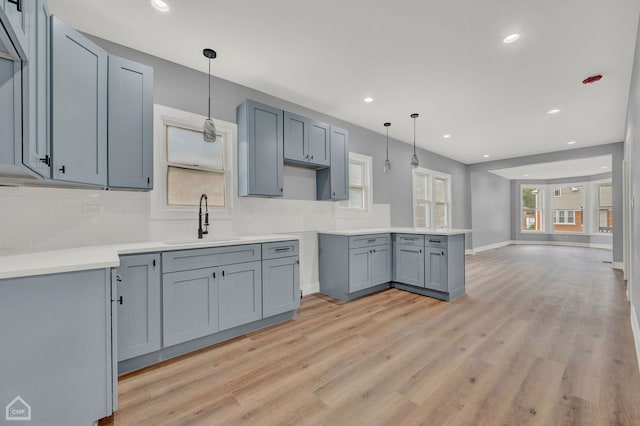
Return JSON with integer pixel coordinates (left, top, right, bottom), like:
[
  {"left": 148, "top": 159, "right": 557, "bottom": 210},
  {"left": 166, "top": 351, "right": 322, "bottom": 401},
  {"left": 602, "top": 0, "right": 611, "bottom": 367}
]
[
  {"left": 274, "top": 247, "right": 291, "bottom": 252},
  {"left": 429, "top": 239, "right": 441, "bottom": 243},
  {"left": 373, "top": 249, "right": 376, "bottom": 253},
  {"left": 222, "top": 270, "right": 225, "bottom": 277},
  {"left": 304, "top": 154, "right": 309, "bottom": 160},
  {"left": 212, "top": 272, "right": 216, "bottom": 279},
  {"left": 420, "top": 249, "right": 422, "bottom": 253},
  {"left": 280, "top": 187, "right": 283, "bottom": 193},
  {"left": 117, "top": 296, "right": 123, "bottom": 305},
  {"left": 58, "top": 165, "right": 66, "bottom": 174},
  {"left": 39, "top": 155, "right": 50, "bottom": 166},
  {"left": 442, "top": 251, "right": 445, "bottom": 256},
  {"left": 332, "top": 192, "right": 336, "bottom": 196},
  {"left": 310, "top": 155, "right": 314, "bottom": 160},
  {"left": 296, "top": 259, "right": 299, "bottom": 264},
  {"left": 115, "top": 274, "right": 122, "bottom": 282},
  {"left": 7, "top": 0, "right": 21, "bottom": 12}
]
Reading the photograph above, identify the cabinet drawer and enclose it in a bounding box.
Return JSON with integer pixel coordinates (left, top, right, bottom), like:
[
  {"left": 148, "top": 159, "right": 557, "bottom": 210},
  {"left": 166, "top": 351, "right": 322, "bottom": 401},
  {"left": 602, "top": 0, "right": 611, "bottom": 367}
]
[
  {"left": 349, "top": 233, "right": 391, "bottom": 249},
  {"left": 395, "top": 234, "right": 425, "bottom": 246},
  {"left": 426, "top": 236, "right": 447, "bottom": 248},
  {"left": 162, "top": 244, "right": 261, "bottom": 273},
  {"left": 262, "top": 240, "right": 299, "bottom": 260}
]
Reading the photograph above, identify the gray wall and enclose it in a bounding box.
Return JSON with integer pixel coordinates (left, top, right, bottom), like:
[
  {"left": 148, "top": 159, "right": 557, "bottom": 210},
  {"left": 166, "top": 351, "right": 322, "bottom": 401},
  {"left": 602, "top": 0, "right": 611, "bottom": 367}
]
[
  {"left": 468, "top": 143, "right": 624, "bottom": 261},
  {"left": 89, "top": 36, "right": 471, "bottom": 230},
  {"left": 468, "top": 171, "right": 511, "bottom": 249},
  {"left": 624, "top": 14, "right": 640, "bottom": 354}
]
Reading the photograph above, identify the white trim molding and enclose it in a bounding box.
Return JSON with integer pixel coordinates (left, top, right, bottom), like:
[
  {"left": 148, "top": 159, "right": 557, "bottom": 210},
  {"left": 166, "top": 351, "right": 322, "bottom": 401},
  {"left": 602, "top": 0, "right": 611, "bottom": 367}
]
[
  {"left": 631, "top": 304, "right": 640, "bottom": 374},
  {"left": 511, "top": 240, "right": 612, "bottom": 250},
  {"left": 612, "top": 262, "right": 625, "bottom": 272},
  {"left": 301, "top": 281, "right": 320, "bottom": 296},
  {"left": 470, "top": 240, "right": 513, "bottom": 254}
]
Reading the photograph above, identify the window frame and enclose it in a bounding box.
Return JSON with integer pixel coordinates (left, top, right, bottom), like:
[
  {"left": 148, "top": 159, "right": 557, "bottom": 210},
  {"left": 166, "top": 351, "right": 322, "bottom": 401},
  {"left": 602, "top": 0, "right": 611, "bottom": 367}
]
[
  {"left": 151, "top": 104, "right": 235, "bottom": 220},
  {"left": 335, "top": 152, "right": 373, "bottom": 217},
  {"left": 412, "top": 167, "right": 452, "bottom": 229},
  {"left": 520, "top": 185, "right": 544, "bottom": 233}
]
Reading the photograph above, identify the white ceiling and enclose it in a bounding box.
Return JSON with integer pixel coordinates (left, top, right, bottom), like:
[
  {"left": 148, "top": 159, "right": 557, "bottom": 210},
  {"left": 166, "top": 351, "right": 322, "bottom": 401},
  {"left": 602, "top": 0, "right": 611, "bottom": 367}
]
[
  {"left": 489, "top": 155, "right": 612, "bottom": 180},
  {"left": 46, "top": 0, "right": 640, "bottom": 164}
]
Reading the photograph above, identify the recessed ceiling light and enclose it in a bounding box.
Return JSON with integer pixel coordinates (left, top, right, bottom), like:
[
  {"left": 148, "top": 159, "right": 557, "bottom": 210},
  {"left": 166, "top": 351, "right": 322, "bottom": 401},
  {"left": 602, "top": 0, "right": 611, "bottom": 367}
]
[
  {"left": 601, "top": 166, "right": 608, "bottom": 169},
  {"left": 483, "top": 154, "right": 490, "bottom": 158},
  {"left": 150, "top": 0, "right": 171, "bottom": 12},
  {"left": 524, "top": 174, "right": 530, "bottom": 177},
  {"left": 503, "top": 34, "right": 520, "bottom": 44},
  {"left": 443, "top": 134, "right": 451, "bottom": 138},
  {"left": 363, "top": 97, "right": 373, "bottom": 103},
  {"left": 548, "top": 108, "right": 561, "bottom": 114},
  {"left": 567, "top": 141, "right": 576, "bottom": 145}
]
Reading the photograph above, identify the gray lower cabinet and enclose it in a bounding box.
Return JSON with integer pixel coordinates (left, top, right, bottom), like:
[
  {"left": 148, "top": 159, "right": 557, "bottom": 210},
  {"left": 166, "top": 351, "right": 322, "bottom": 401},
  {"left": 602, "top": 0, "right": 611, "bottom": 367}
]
[
  {"left": 0, "top": 269, "right": 115, "bottom": 425},
  {"left": 317, "top": 125, "right": 349, "bottom": 200},
  {"left": 108, "top": 55, "right": 154, "bottom": 189},
  {"left": 425, "top": 247, "right": 448, "bottom": 292},
  {"left": 237, "top": 99, "right": 284, "bottom": 197},
  {"left": 51, "top": 15, "right": 108, "bottom": 185},
  {"left": 319, "top": 233, "right": 392, "bottom": 300},
  {"left": 218, "top": 261, "right": 262, "bottom": 330},
  {"left": 263, "top": 256, "right": 300, "bottom": 317},
  {"left": 163, "top": 267, "right": 219, "bottom": 347},
  {"left": 394, "top": 244, "right": 425, "bottom": 287},
  {"left": 116, "top": 254, "right": 161, "bottom": 361}
]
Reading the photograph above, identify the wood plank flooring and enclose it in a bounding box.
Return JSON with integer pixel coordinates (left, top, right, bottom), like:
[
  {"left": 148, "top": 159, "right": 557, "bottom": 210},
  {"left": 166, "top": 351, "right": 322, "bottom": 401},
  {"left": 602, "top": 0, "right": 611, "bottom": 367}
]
[{"left": 100, "top": 245, "right": 640, "bottom": 425}]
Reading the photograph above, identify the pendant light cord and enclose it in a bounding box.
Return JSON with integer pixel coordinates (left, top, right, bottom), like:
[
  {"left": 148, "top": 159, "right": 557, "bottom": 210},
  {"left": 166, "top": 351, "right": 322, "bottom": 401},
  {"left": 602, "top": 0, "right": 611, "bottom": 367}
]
[
  {"left": 207, "top": 59, "right": 212, "bottom": 120},
  {"left": 386, "top": 127, "right": 389, "bottom": 159},
  {"left": 413, "top": 116, "right": 416, "bottom": 155}
]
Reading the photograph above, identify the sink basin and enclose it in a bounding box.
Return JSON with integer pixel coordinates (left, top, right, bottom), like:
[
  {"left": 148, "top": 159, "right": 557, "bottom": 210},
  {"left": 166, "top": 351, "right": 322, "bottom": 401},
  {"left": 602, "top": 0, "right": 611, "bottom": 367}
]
[{"left": 164, "top": 237, "right": 241, "bottom": 245}]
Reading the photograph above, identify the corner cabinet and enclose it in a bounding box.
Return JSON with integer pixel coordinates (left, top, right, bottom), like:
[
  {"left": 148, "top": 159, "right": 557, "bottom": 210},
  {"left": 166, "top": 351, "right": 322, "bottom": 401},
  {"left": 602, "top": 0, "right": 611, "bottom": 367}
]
[
  {"left": 115, "top": 253, "right": 161, "bottom": 361},
  {"left": 51, "top": 15, "right": 108, "bottom": 185},
  {"left": 317, "top": 125, "right": 349, "bottom": 200},
  {"left": 319, "top": 233, "right": 392, "bottom": 301},
  {"left": 237, "top": 99, "right": 284, "bottom": 197},
  {"left": 108, "top": 56, "right": 154, "bottom": 189}
]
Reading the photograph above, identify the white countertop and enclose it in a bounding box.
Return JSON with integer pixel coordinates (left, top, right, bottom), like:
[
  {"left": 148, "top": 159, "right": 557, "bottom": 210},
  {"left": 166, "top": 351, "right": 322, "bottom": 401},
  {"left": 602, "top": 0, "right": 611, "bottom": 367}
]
[
  {"left": 319, "top": 227, "right": 471, "bottom": 236},
  {"left": 0, "top": 234, "right": 299, "bottom": 280}
]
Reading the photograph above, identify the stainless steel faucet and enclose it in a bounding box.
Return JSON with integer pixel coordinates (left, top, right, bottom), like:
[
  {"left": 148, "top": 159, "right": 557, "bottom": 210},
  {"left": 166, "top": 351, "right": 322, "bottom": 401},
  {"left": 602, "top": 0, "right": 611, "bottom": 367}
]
[{"left": 198, "top": 194, "right": 209, "bottom": 239}]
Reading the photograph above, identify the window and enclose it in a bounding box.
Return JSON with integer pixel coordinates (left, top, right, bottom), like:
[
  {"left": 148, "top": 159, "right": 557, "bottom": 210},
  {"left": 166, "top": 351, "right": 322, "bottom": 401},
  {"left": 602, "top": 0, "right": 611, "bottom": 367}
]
[
  {"left": 552, "top": 185, "right": 583, "bottom": 233},
  {"left": 337, "top": 152, "right": 372, "bottom": 214},
  {"left": 521, "top": 187, "right": 542, "bottom": 231},
  {"left": 166, "top": 125, "right": 226, "bottom": 207},
  {"left": 151, "top": 105, "right": 235, "bottom": 220},
  {"left": 597, "top": 183, "right": 613, "bottom": 233},
  {"left": 412, "top": 168, "right": 451, "bottom": 228}
]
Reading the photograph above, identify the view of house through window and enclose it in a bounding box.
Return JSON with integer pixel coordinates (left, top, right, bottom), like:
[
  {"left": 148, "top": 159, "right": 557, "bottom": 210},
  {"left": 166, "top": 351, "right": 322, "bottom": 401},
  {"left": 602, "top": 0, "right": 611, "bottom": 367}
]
[
  {"left": 598, "top": 184, "right": 613, "bottom": 233},
  {"left": 412, "top": 168, "right": 451, "bottom": 228},
  {"left": 347, "top": 160, "right": 365, "bottom": 210},
  {"left": 166, "top": 125, "right": 226, "bottom": 207},
  {"left": 338, "top": 152, "right": 372, "bottom": 213},
  {"left": 552, "top": 185, "right": 584, "bottom": 233},
  {"left": 522, "top": 187, "right": 542, "bottom": 231}
]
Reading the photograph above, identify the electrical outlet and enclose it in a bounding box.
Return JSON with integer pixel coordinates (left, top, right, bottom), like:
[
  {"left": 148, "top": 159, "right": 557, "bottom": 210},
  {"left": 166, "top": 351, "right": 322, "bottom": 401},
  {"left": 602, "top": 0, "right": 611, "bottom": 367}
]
[{"left": 300, "top": 290, "right": 303, "bottom": 300}]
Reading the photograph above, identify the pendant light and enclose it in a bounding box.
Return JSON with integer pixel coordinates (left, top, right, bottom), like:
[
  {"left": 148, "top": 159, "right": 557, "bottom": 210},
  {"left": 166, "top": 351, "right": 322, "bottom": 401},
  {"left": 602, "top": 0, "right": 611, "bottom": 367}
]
[
  {"left": 203, "top": 48, "right": 217, "bottom": 142},
  {"left": 383, "top": 122, "right": 392, "bottom": 173},
  {"left": 410, "top": 113, "right": 419, "bottom": 167}
]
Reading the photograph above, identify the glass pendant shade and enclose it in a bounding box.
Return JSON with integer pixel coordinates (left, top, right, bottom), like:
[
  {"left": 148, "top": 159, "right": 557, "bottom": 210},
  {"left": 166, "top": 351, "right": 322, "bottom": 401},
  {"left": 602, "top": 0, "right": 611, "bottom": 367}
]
[
  {"left": 410, "top": 113, "right": 419, "bottom": 168},
  {"left": 384, "top": 122, "right": 391, "bottom": 173},
  {"left": 203, "top": 48, "right": 217, "bottom": 143}
]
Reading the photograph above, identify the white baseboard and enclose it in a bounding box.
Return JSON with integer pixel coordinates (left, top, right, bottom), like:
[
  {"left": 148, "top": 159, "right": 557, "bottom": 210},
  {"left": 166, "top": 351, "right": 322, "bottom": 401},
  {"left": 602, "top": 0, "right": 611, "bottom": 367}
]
[
  {"left": 612, "top": 262, "right": 625, "bottom": 272},
  {"left": 469, "top": 240, "right": 513, "bottom": 254},
  {"left": 631, "top": 304, "right": 640, "bottom": 374},
  {"left": 301, "top": 281, "right": 319, "bottom": 296},
  {"left": 511, "top": 240, "right": 612, "bottom": 250}
]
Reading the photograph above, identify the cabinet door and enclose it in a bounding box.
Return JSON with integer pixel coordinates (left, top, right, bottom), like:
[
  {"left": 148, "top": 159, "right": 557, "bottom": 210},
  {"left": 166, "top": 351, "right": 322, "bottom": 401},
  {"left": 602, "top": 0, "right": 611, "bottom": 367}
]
[
  {"left": 218, "top": 261, "right": 262, "bottom": 331},
  {"left": 283, "top": 111, "right": 307, "bottom": 163},
  {"left": 51, "top": 16, "right": 107, "bottom": 185},
  {"left": 425, "top": 248, "right": 448, "bottom": 292},
  {"left": 308, "top": 120, "right": 330, "bottom": 167},
  {"left": 23, "top": 0, "right": 50, "bottom": 177},
  {"left": 348, "top": 247, "right": 371, "bottom": 293},
  {"left": 316, "top": 125, "right": 348, "bottom": 200},
  {"left": 263, "top": 256, "right": 300, "bottom": 317},
  {"left": 163, "top": 267, "right": 218, "bottom": 347},
  {"left": 394, "top": 244, "right": 425, "bottom": 287},
  {"left": 116, "top": 254, "right": 161, "bottom": 361},
  {"left": 0, "top": 56, "right": 20, "bottom": 167},
  {"left": 371, "top": 244, "right": 392, "bottom": 286},
  {"left": 108, "top": 55, "right": 154, "bottom": 189},
  {"left": 237, "top": 99, "right": 283, "bottom": 197}
]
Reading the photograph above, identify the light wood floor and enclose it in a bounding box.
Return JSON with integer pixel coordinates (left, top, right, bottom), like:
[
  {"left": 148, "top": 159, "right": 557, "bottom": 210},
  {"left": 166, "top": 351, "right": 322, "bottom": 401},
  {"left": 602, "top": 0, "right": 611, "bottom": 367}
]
[{"left": 101, "top": 245, "right": 640, "bottom": 425}]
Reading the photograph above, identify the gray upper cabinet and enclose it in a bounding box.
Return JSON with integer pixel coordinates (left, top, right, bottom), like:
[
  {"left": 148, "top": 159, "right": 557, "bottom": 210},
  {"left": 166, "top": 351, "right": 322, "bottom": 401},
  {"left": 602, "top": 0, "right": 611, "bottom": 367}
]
[
  {"left": 23, "top": 0, "right": 49, "bottom": 177},
  {"left": 283, "top": 111, "right": 330, "bottom": 168},
  {"left": 0, "top": 0, "right": 28, "bottom": 54},
  {"left": 116, "top": 254, "right": 161, "bottom": 361},
  {"left": 0, "top": 47, "right": 21, "bottom": 170},
  {"left": 108, "top": 55, "right": 154, "bottom": 189},
  {"left": 51, "top": 15, "right": 107, "bottom": 186},
  {"left": 317, "top": 125, "right": 349, "bottom": 200},
  {"left": 237, "top": 99, "right": 284, "bottom": 197},
  {"left": 218, "top": 261, "right": 262, "bottom": 331}
]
